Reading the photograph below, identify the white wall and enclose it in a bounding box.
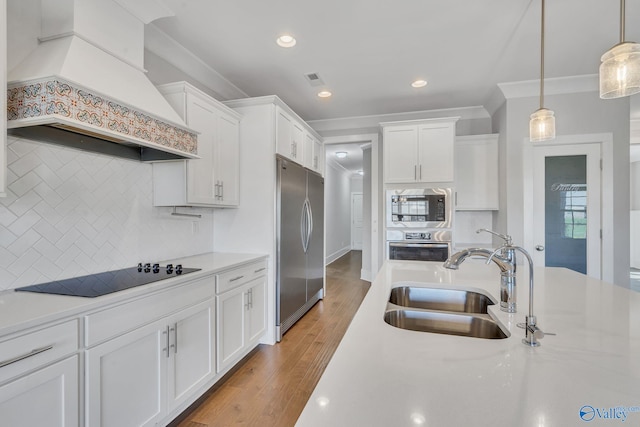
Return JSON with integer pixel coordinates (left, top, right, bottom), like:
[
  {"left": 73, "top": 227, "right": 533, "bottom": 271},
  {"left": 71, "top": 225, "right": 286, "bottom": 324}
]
[
  {"left": 362, "top": 147, "right": 372, "bottom": 279},
  {"left": 631, "top": 159, "right": 640, "bottom": 269},
  {"left": 324, "top": 160, "right": 352, "bottom": 263},
  {"left": 351, "top": 175, "right": 363, "bottom": 193},
  {"left": 0, "top": 136, "right": 214, "bottom": 290}
]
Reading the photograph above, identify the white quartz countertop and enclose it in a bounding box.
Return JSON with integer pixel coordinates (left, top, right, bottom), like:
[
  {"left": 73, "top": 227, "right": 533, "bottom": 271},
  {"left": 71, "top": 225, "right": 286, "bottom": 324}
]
[
  {"left": 0, "top": 252, "right": 267, "bottom": 338},
  {"left": 296, "top": 260, "right": 640, "bottom": 427}
]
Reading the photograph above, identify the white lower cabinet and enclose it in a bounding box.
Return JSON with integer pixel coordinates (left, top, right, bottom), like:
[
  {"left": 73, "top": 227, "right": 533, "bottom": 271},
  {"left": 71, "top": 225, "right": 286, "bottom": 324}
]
[
  {"left": 0, "top": 356, "right": 79, "bottom": 427},
  {"left": 86, "top": 299, "right": 215, "bottom": 427},
  {"left": 0, "top": 319, "right": 79, "bottom": 427},
  {"left": 216, "top": 275, "right": 266, "bottom": 373}
]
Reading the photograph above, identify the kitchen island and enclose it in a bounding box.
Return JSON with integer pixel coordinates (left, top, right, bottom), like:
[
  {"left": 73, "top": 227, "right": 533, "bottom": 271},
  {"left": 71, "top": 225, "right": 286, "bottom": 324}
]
[{"left": 296, "top": 260, "right": 640, "bottom": 426}]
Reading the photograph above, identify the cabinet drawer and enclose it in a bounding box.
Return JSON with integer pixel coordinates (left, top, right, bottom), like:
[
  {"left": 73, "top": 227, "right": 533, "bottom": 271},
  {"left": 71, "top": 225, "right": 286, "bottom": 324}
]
[
  {"left": 0, "top": 320, "right": 78, "bottom": 384},
  {"left": 216, "top": 260, "right": 267, "bottom": 294},
  {"left": 85, "top": 274, "right": 214, "bottom": 347}
]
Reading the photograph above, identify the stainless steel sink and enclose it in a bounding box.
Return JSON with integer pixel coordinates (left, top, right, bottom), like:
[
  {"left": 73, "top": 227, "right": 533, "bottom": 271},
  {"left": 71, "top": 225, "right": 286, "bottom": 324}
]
[
  {"left": 384, "top": 309, "right": 509, "bottom": 339},
  {"left": 388, "top": 286, "right": 494, "bottom": 314}
]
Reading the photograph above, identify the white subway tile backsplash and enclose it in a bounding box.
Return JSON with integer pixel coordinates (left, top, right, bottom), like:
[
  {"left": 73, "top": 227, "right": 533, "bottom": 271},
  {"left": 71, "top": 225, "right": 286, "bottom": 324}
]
[
  {"left": 0, "top": 225, "right": 17, "bottom": 248},
  {"left": 7, "top": 247, "right": 42, "bottom": 277},
  {"left": 33, "top": 237, "right": 63, "bottom": 261},
  {"left": 9, "top": 210, "right": 42, "bottom": 236},
  {"left": 8, "top": 191, "right": 41, "bottom": 217},
  {"left": 0, "top": 247, "right": 17, "bottom": 269},
  {"left": 7, "top": 229, "right": 41, "bottom": 257},
  {"left": 0, "top": 137, "right": 215, "bottom": 291},
  {"left": 33, "top": 181, "right": 64, "bottom": 207},
  {"left": 32, "top": 219, "right": 64, "bottom": 244},
  {"left": 33, "top": 164, "right": 64, "bottom": 189},
  {"left": 0, "top": 206, "right": 18, "bottom": 227},
  {"left": 8, "top": 152, "right": 41, "bottom": 178}
]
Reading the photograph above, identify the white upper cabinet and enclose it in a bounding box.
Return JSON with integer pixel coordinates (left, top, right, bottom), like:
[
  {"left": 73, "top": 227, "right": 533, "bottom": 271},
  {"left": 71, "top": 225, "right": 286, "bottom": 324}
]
[
  {"left": 276, "top": 105, "right": 306, "bottom": 164},
  {"left": 382, "top": 118, "right": 458, "bottom": 184},
  {"left": 383, "top": 125, "right": 419, "bottom": 183},
  {"left": 454, "top": 134, "right": 499, "bottom": 210},
  {"left": 225, "top": 96, "right": 324, "bottom": 176},
  {"left": 152, "top": 82, "right": 241, "bottom": 208},
  {"left": 304, "top": 131, "right": 324, "bottom": 175}
]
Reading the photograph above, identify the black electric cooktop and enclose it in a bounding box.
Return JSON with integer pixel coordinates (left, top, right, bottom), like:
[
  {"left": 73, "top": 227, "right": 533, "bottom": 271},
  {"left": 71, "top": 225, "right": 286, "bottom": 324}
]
[{"left": 15, "top": 264, "right": 201, "bottom": 298}]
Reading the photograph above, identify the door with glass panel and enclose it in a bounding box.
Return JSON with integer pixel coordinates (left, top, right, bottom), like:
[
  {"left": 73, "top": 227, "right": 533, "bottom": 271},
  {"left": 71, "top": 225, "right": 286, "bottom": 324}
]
[{"left": 532, "top": 143, "right": 601, "bottom": 278}]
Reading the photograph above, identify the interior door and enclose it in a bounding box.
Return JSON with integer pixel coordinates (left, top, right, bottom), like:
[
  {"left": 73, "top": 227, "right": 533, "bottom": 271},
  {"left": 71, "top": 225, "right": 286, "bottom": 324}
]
[{"left": 532, "top": 143, "right": 601, "bottom": 278}]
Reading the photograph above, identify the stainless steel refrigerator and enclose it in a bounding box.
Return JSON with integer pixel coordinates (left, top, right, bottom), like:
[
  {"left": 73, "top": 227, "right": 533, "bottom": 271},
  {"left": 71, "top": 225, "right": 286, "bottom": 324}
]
[{"left": 276, "top": 156, "right": 324, "bottom": 341}]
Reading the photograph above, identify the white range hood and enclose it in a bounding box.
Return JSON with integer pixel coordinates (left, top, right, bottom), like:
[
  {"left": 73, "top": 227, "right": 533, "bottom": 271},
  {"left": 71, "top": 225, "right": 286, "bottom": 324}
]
[{"left": 7, "top": 0, "right": 199, "bottom": 160}]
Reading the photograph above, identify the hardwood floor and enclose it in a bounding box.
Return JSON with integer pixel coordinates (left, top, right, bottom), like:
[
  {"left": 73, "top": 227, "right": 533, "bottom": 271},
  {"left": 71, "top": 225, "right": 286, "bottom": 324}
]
[{"left": 174, "top": 251, "right": 370, "bottom": 427}]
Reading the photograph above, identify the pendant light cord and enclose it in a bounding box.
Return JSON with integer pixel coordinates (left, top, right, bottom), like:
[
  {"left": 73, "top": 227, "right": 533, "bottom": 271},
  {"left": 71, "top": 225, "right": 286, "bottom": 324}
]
[
  {"left": 540, "top": 0, "right": 545, "bottom": 110},
  {"left": 620, "top": 0, "right": 625, "bottom": 43}
]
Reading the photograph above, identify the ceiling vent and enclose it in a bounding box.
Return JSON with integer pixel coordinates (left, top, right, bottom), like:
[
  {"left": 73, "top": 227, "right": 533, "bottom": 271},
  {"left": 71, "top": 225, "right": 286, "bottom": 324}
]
[{"left": 304, "top": 72, "right": 325, "bottom": 87}]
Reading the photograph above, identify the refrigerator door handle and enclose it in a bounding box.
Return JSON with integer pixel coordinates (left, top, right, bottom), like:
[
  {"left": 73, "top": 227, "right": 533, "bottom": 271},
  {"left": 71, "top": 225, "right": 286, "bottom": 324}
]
[
  {"left": 306, "top": 199, "right": 314, "bottom": 248},
  {"left": 300, "top": 200, "right": 309, "bottom": 253}
]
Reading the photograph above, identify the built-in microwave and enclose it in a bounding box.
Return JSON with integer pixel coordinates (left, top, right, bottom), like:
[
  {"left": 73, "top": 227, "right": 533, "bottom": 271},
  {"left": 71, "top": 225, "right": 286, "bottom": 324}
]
[{"left": 386, "top": 188, "right": 452, "bottom": 228}]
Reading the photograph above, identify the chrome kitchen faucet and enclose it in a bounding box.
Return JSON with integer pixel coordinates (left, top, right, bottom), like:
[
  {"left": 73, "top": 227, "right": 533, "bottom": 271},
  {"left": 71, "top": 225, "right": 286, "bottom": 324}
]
[{"left": 444, "top": 229, "right": 549, "bottom": 347}]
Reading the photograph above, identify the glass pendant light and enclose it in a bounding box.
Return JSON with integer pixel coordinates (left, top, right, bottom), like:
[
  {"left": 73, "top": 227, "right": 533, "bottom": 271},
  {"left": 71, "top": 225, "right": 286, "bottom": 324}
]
[
  {"left": 530, "top": 0, "right": 556, "bottom": 142},
  {"left": 599, "top": 0, "right": 640, "bottom": 99}
]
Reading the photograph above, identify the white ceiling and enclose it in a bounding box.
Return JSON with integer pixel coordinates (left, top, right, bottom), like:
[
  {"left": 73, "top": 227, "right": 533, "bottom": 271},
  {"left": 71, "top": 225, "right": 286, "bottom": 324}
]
[{"left": 151, "top": 0, "right": 640, "bottom": 122}]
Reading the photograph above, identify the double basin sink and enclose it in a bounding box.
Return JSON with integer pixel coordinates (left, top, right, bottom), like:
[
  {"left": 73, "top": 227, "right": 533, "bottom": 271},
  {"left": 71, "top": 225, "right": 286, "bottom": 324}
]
[{"left": 384, "top": 284, "right": 509, "bottom": 339}]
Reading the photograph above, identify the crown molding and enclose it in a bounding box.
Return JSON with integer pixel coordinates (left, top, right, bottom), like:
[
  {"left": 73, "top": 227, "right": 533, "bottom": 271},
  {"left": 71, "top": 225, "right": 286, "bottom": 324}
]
[
  {"left": 145, "top": 24, "right": 248, "bottom": 100},
  {"left": 308, "top": 106, "right": 488, "bottom": 134},
  {"left": 497, "top": 74, "right": 599, "bottom": 100}
]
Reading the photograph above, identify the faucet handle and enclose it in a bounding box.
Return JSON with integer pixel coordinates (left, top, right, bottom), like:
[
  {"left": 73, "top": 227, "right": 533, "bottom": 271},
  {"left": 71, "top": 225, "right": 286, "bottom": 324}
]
[{"left": 476, "top": 229, "right": 512, "bottom": 245}]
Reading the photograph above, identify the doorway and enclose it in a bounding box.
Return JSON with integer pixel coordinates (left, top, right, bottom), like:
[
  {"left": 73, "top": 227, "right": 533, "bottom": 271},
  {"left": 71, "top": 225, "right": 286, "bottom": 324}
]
[{"left": 531, "top": 143, "right": 602, "bottom": 279}]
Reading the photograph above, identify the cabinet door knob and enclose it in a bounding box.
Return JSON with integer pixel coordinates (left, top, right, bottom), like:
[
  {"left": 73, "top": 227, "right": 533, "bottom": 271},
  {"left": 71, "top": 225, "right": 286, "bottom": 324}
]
[{"left": 535, "top": 245, "right": 545, "bottom": 251}]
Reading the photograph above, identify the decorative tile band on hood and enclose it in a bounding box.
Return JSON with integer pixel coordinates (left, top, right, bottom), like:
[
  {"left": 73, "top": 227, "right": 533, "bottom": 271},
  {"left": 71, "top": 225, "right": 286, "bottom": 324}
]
[{"left": 7, "top": 78, "right": 198, "bottom": 159}]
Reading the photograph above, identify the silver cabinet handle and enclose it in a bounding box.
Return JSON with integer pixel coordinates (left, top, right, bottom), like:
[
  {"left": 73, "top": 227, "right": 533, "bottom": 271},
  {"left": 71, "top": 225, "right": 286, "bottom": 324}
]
[
  {"left": 254, "top": 267, "right": 266, "bottom": 273},
  {"left": 414, "top": 165, "right": 417, "bottom": 180},
  {"left": 0, "top": 345, "right": 54, "bottom": 369},
  {"left": 162, "top": 326, "right": 170, "bottom": 358},
  {"left": 419, "top": 164, "right": 422, "bottom": 180},
  {"left": 229, "top": 275, "right": 244, "bottom": 282},
  {"left": 249, "top": 288, "right": 253, "bottom": 309},
  {"left": 171, "top": 323, "right": 178, "bottom": 354},
  {"left": 220, "top": 181, "right": 224, "bottom": 201},
  {"left": 535, "top": 245, "right": 545, "bottom": 251}
]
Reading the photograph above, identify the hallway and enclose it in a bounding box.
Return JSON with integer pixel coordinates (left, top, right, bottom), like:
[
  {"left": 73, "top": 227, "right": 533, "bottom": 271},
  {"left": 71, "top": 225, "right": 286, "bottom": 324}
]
[{"left": 174, "top": 251, "right": 371, "bottom": 427}]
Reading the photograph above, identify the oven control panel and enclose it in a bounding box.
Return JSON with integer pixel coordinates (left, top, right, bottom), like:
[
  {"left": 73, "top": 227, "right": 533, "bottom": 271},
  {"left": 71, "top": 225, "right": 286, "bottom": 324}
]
[{"left": 405, "top": 232, "right": 431, "bottom": 240}]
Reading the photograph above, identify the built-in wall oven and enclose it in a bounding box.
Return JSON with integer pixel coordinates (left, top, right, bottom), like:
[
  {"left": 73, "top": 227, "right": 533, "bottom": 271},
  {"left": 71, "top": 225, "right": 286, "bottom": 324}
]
[
  {"left": 387, "top": 230, "right": 451, "bottom": 262},
  {"left": 386, "top": 188, "right": 452, "bottom": 229}
]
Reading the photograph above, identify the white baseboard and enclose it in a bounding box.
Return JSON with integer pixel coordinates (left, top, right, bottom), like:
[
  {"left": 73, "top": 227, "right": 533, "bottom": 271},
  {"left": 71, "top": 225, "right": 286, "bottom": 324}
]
[
  {"left": 326, "top": 246, "right": 351, "bottom": 265},
  {"left": 360, "top": 269, "right": 372, "bottom": 282}
]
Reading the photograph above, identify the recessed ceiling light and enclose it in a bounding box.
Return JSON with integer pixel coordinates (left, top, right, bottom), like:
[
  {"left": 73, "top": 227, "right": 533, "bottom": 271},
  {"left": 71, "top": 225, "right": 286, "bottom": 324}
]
[
  {"left": 335, "top": 151, "right": 347, "bottom": 158},
  {"left": 317, "top": 90, "right": 332, "bottom": 98},
  {"left": 411, "top": 79, "right": 428, "bottom": 88},
  {"left": 276, "top": 34, "right": 296, "bottom": 48}
]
